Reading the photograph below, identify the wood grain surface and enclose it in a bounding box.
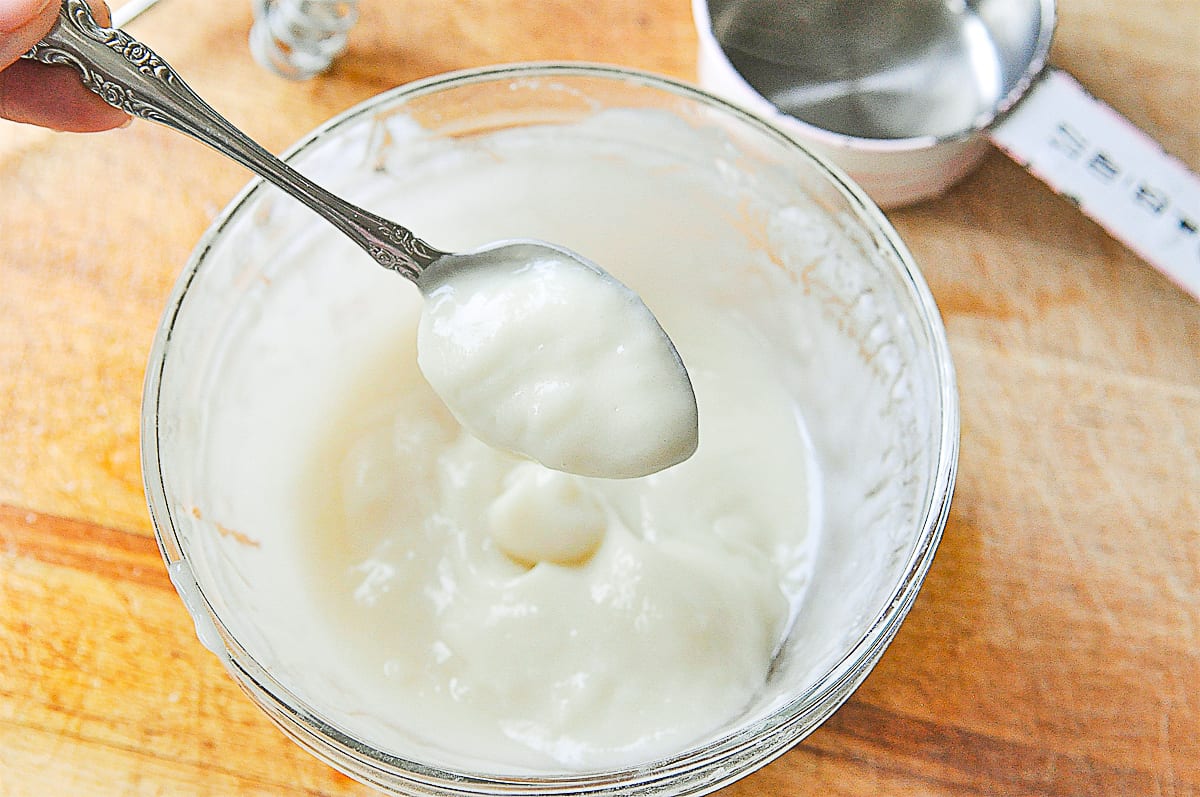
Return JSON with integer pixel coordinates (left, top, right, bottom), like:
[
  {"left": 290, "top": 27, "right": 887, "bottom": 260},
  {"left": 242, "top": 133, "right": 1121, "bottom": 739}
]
[{"left": 1, "top": 0, "right": 1197, "bottom": 794}]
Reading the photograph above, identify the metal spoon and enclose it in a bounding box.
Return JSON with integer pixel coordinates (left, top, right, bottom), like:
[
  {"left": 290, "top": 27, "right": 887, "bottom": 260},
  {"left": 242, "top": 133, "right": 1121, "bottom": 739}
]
[{"left": 24, "top": 0, "right": 700, "bottom": 478}]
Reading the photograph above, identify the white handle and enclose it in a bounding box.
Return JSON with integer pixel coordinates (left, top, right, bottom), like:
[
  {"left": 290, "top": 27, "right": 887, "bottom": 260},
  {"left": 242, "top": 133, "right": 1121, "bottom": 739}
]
[{"left": 990, "top": 68, "right": 1200, "bottom": 300}]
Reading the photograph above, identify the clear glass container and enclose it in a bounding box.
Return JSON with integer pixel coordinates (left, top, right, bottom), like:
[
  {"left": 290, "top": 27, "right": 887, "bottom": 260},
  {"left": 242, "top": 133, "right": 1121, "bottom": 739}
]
[{"left": 142, "top": 63, "right": 959, "bottom": 796}]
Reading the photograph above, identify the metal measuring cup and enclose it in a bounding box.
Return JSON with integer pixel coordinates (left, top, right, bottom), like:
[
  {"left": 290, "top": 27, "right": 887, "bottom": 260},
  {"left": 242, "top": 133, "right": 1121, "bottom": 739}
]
[{"left": 693, "top": 0, "right": 1200, "bottom": 300}]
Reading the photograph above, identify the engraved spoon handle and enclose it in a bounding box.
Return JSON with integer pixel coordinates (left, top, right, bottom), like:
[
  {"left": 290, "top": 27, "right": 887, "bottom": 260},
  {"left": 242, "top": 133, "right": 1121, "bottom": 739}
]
[{"left": 23, "top": 0, "right": 445, "bottom": 280}]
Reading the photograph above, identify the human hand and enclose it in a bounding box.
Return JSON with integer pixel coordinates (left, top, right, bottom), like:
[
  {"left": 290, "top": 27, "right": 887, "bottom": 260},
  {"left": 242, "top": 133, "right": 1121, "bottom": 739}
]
[{"left": 0, "top": 0, "right": 129, "bottom": 131}]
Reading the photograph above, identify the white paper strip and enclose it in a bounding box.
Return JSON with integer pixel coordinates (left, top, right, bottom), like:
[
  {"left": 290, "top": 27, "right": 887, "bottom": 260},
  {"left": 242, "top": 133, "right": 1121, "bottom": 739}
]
[{"left": 991, "top": 68, "right": 1200, "bottom": 300}]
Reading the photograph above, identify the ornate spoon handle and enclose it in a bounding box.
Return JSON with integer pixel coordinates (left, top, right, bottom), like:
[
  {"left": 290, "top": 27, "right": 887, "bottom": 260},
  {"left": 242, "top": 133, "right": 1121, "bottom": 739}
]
[{"left": 24, "top": 0, "right": 444, "bottom": 280}]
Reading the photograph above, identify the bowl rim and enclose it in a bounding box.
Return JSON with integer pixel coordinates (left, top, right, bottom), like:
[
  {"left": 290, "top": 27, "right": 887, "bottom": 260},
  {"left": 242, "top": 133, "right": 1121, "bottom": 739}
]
[{"left": 140, "top": 60, "right": 960, "bottom": 791}]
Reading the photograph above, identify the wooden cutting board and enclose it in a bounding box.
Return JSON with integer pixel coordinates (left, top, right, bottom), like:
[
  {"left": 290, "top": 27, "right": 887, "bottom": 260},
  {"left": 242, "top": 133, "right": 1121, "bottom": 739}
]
[{"left": 1, "top": 0, "right": 1197, "bottom": 794}]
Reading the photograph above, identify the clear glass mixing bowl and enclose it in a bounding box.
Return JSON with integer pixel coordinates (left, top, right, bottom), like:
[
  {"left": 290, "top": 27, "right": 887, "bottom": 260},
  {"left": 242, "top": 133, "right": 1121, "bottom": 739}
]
[{"left": 142, "top": 63, "right": 958, "bottom": 796}]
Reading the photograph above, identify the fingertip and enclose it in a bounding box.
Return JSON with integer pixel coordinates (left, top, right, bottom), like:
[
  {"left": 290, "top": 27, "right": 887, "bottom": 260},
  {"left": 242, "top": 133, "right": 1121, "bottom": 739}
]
[
  {"left": 0, "top": 0, "right": 54, "bottom": 34},
  {"left": 1, "top": 1, "right": 115, "bottom": 67},
  {"left": 0, "top": 0, "right": 57, "bottom": 66}
]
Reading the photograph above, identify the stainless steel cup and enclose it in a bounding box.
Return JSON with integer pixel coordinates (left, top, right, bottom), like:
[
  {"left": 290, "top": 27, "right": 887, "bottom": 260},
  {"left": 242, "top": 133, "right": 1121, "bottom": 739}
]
[{"left": 694, "top": 0, "right": 1200, "bottom": 299}]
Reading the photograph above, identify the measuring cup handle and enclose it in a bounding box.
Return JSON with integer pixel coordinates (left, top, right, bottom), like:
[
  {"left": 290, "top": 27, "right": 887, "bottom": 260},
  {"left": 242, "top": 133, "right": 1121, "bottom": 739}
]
[{"left": 990, "top": 68, "right": 1200, "bottom": 301}]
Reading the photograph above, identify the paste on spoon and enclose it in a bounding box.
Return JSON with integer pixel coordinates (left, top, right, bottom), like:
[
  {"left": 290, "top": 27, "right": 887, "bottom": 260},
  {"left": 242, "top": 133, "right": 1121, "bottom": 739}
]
[{"left": 416, "top": 243, "right": 699, "bottom": 479}]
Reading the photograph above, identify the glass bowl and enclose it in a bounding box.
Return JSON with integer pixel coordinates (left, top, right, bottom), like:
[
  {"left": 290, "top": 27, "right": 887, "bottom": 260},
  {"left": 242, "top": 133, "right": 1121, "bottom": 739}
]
[{"left": 142, "top": 63, "right": 958, "bottom": 796}]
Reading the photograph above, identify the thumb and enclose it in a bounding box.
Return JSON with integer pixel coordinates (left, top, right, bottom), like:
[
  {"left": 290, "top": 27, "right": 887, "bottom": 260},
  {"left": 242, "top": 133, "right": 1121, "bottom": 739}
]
[{"left": 0, "top": 0, "right": 58, "bottom": 67}]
